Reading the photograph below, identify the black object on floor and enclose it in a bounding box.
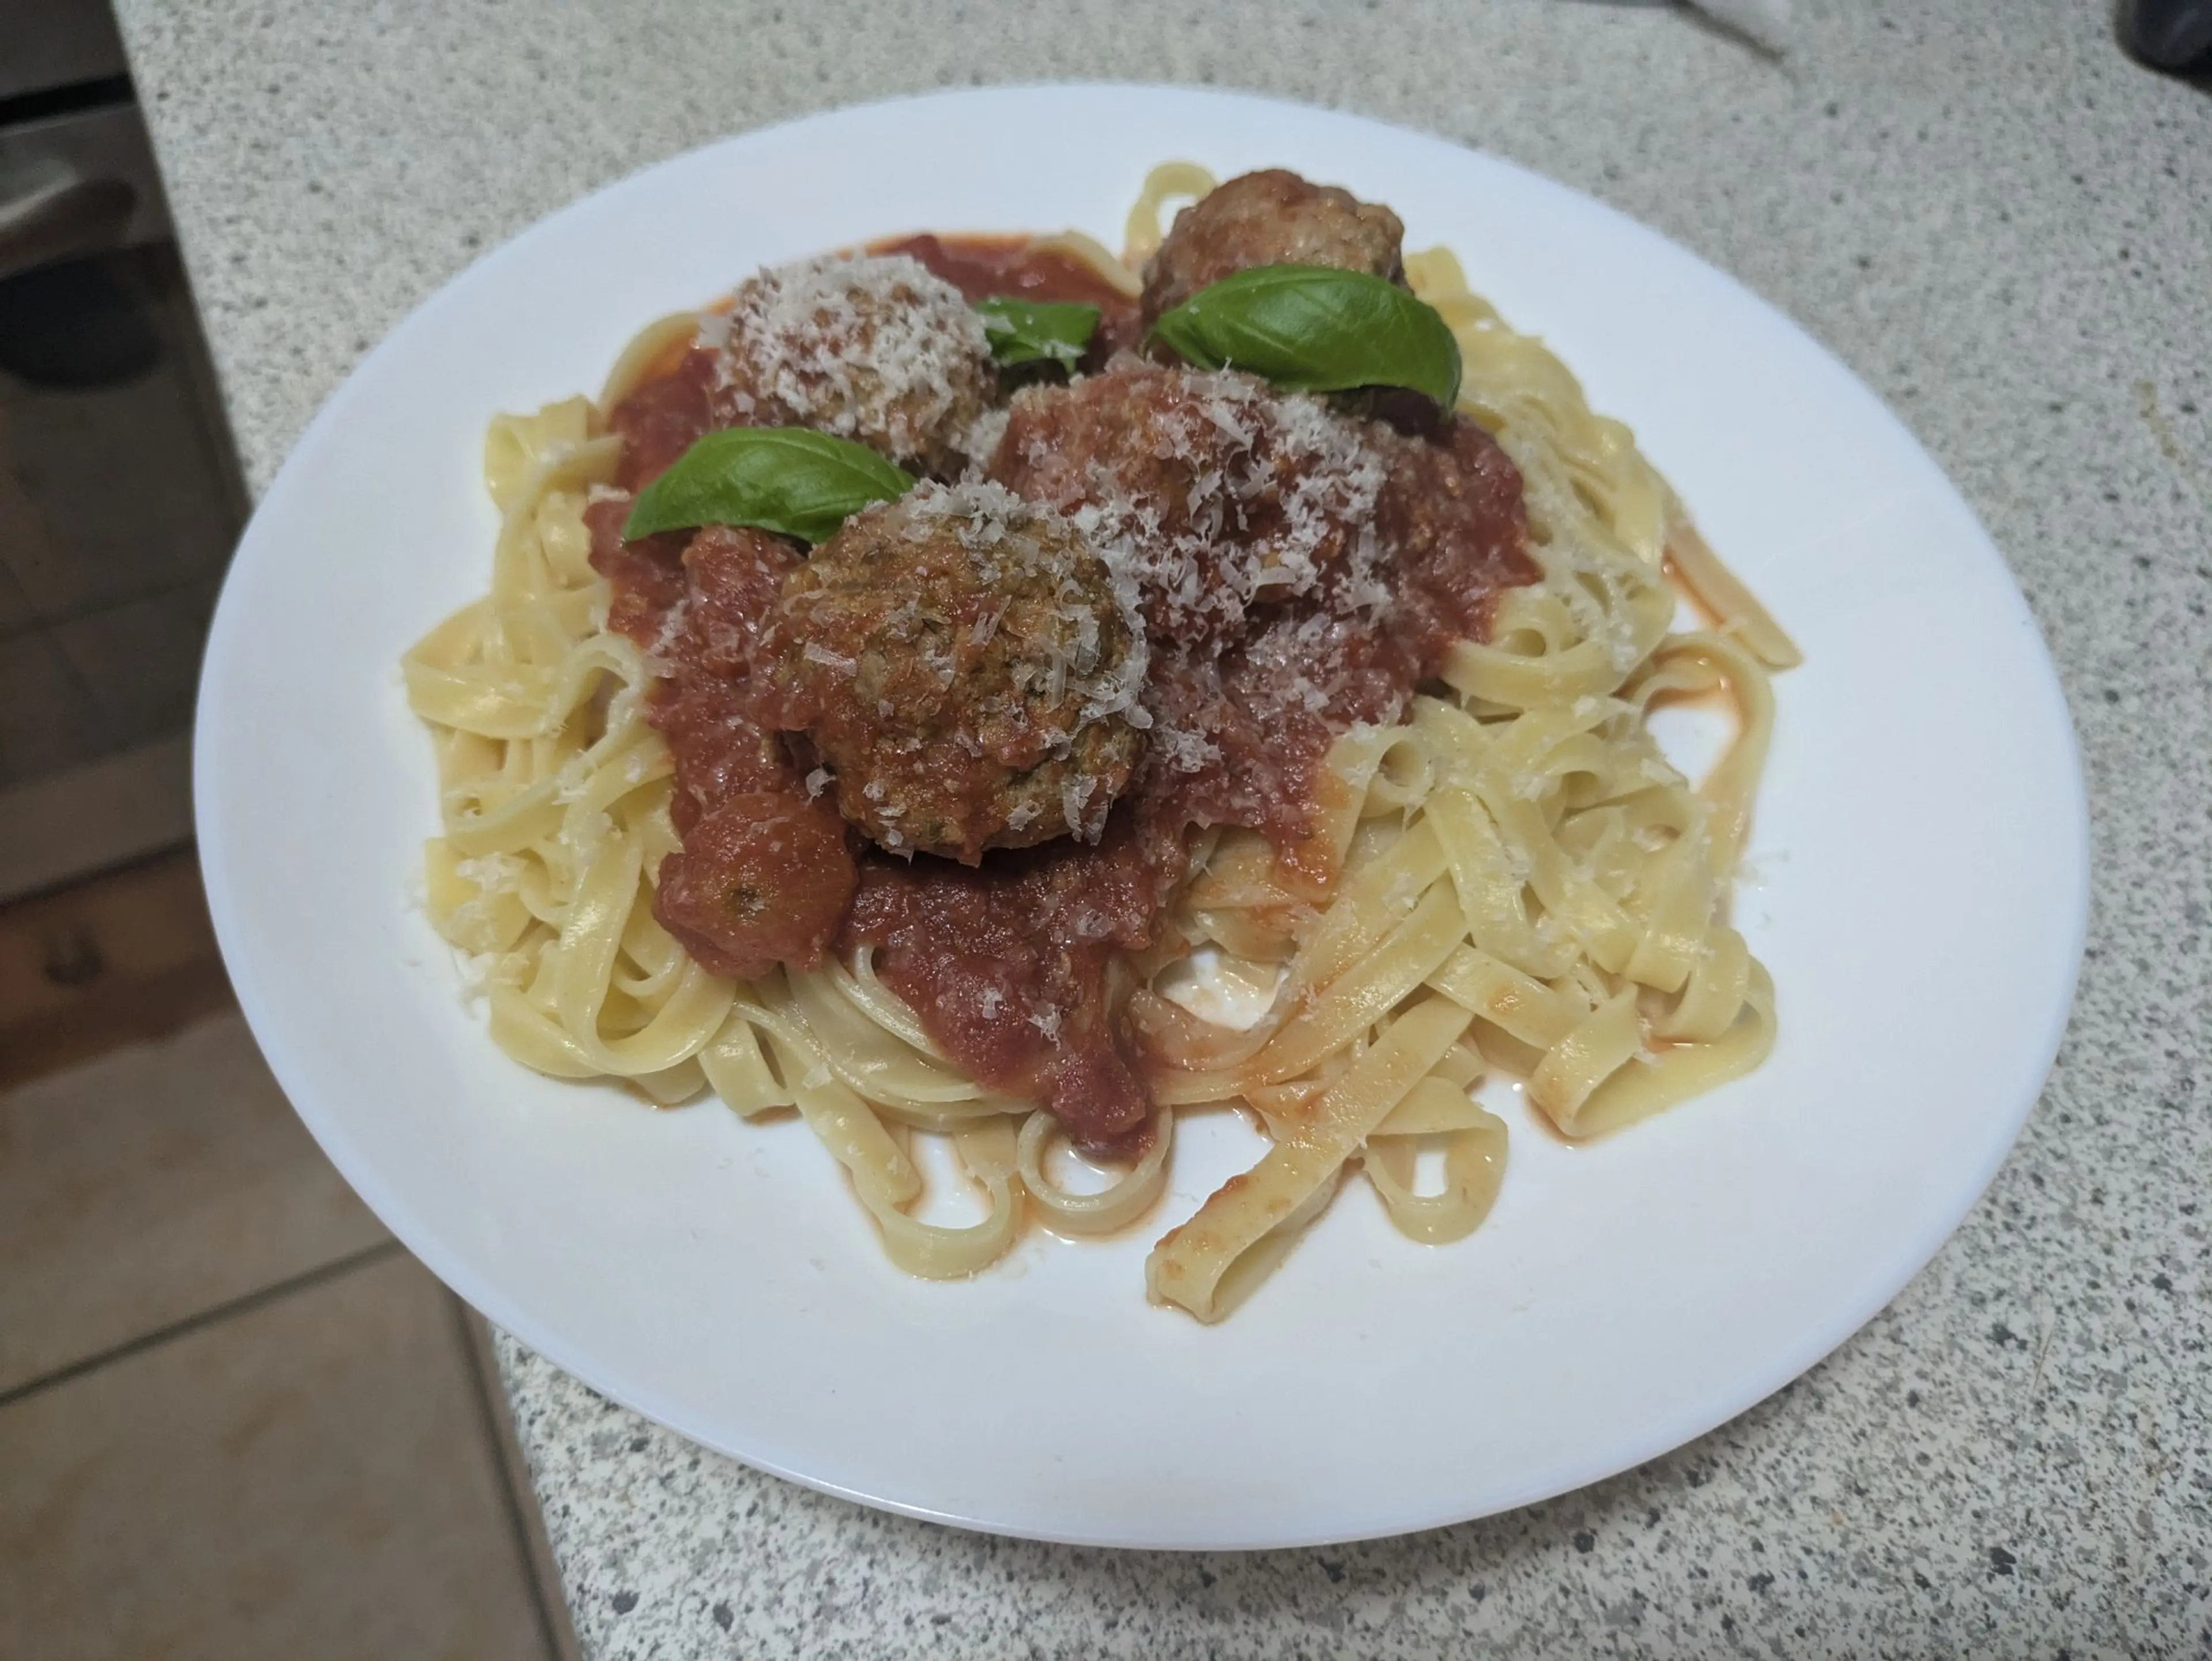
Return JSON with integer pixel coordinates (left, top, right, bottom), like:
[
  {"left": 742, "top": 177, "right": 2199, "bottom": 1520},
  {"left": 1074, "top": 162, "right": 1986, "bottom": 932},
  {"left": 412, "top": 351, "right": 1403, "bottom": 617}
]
[
  {"left": 0, "top": 255, "right": 161, "bottom": 388},
  {"left": 2118, "top": 0, "right": 2212, "bottom": 70}
]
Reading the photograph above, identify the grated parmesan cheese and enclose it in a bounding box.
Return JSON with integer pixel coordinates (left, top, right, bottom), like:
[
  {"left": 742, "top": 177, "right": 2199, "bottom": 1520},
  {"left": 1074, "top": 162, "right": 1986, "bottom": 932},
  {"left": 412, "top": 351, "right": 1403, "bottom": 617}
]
[
  {"left": 693, "top": 309, "right": 733, "bottom": 351},
  {"left": 1061, "top": 773, "right": 1102, "bottom": 843},
  {"left": 1150, "top": 723, "right": 1223, "bottom": 774},
  {"left": 889, "top": 479, "right": 1153, "bottom": 737},
  {"left": 961, "top": 405, "right": 1012, "bottom": 470},
  {"left": 452, "top": 852, "right": 525, "bottom": 891},
  {"left": 647, "top": 597, "right": 691, "bottom": 670},
  {"left": 719, "top": 254, "right": 995, "bottom": 469},
  {"left": 1000, "top": 366, "right": 1394, "bottom": 652}
]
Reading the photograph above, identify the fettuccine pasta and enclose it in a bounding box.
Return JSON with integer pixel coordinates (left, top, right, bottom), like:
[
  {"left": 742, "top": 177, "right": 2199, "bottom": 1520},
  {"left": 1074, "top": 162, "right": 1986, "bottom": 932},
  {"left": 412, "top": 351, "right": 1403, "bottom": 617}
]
[{"left": 405, "top": 163, "right": 1795, "bottom": 1320}]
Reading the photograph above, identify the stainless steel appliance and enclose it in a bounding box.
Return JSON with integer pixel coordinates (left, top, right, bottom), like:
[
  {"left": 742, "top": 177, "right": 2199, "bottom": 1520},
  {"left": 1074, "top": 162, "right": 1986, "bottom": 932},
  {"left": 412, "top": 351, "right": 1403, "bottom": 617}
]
[{"left": 0, "top": 0, "right": 245, "bottom": 899}]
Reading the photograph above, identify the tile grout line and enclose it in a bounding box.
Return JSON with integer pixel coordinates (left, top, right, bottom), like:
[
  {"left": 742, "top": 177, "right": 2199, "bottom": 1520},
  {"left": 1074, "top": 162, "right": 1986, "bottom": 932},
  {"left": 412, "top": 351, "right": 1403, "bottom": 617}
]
[
  {"left": 451, "top": 1297, "right": 585, "bottom": 1661},
  {"left": 0, "top": 1237, "right": 404, "bottom": 1412},
  {"left": 6, "top": 568, "right": 229, "bottom": 643}
]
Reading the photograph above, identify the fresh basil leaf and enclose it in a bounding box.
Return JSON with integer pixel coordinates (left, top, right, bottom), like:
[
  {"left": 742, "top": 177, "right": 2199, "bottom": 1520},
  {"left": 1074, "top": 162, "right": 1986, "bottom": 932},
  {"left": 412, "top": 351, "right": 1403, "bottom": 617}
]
[
  {"left": 1147, "top": 264, "right": 1462, "bottom": 410},
  {"left": 622, "top": 427, "right": 914, "bottom": 545},
  {"left": 975, "top": 296, "right": 1100, "bottom": 369}
]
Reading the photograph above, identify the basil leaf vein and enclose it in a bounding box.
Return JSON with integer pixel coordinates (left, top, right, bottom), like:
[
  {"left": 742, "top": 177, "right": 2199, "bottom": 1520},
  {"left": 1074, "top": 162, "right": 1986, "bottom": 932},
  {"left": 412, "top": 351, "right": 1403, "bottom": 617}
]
[
  {"left": 1146, "top": 264, "right": 1462, "bottom": 409},
  {"left": 622, "top": 427, "right": 915, "bottom": 545},
  {"left": 974, "top": 296, "right": 1100, "bottom": 369}
]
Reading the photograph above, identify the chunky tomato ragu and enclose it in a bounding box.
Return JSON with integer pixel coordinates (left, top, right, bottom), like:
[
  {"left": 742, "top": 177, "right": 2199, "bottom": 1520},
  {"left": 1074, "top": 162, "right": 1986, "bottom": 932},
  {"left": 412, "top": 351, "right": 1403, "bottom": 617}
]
[{"left": 587, "top": 236, "right": 1535, "bottom": 1158}]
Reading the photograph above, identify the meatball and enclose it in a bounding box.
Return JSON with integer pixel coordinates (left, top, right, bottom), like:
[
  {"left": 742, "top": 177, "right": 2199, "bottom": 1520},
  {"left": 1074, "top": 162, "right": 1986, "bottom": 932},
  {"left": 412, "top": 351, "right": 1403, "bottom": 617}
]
[
  {"left": 640, "top": 525, "right": 863, "bottom": 981},
  {"left": 1139, "top": 169, "right": 1406, "bottom": 327},
  {"left": 777, "top": 481, "right": 1149, "bottom": 863},
  {"left": 987, "top": 362, "right": 1391, "bottom": 647},
  {"left": 653, "top": 791, "right": 857, "bottom": 982},
  {"left": 717, "top": 253, "right": 998, "bottom": 475},
  {"left": 1377, "top": 415, "right": 1535, "bottom": 623},
  {"left": 650, "top": 525, "right": 806, "bottom": 831}
]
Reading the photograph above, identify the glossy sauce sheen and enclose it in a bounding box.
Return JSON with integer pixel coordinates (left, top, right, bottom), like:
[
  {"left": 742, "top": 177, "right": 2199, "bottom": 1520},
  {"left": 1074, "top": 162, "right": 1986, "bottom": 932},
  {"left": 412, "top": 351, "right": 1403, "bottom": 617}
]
[{"left": 590, "top": 236, "right": 1534, "bottom": 1156}]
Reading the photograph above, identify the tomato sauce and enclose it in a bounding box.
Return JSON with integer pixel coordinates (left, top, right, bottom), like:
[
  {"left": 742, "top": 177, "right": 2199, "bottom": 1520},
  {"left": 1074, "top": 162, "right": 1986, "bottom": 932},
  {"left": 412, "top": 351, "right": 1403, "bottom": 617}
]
[
  {"left": 874, "top": 233, "right": 1144, "bottom": 362},
  {"left": 589, "top": 234, "right": 1533, "bottom": 1156}
]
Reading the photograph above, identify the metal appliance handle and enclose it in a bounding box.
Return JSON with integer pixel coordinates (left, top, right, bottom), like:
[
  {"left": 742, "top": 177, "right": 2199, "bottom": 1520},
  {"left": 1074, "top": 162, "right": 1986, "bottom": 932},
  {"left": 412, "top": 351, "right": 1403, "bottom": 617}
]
[{"left": 0, "top": 158, "right": 138, "bottom": 283}]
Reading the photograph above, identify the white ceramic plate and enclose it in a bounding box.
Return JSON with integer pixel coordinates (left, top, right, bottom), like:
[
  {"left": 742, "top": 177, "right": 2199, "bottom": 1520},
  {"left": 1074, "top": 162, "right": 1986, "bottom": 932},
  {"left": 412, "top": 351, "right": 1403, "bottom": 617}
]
[{"left": 195, "top": 85, "right": 2087, "bottom": 1549}]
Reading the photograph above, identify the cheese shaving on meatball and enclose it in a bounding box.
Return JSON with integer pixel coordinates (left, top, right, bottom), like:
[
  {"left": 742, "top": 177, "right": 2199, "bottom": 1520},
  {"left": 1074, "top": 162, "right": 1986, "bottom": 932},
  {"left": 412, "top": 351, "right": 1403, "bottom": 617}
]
[
  {"left": 721, "top": 254, "right": 994, "bottom": 469},
  {"left": 1003, "top": 367, "right": 1392, "bottom": 647},
  {"left": 893, "top": 480, "right": 1153, "bottom": 734}
]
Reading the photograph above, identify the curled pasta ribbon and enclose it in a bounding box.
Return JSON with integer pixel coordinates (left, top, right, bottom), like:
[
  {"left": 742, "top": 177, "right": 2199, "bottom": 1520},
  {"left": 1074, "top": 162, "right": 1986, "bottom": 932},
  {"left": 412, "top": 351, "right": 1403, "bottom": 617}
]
[
  {"left": 1627, "top": 630, "right": 1777, "bottom": 875},
  {"left": 1364, "top": 1078, "right": 1509, "bottom": 1246},
  {"left": 599, "top": 313, "right": 704, "bottom": 413},
  {"left": 1018, "top": 1109, "right": 1174, "bottom": 1237},
  {"left": 858, "top": 1121, "right": 1024, "bottom": 1281},
  {"left": 1665, "top": 511, "right": 1802, "bottom": 671},
  {"left": 1027, "top": 230, "right": 1142, "bottom": 298},
  {"left": 1147, "top": 996, "right": 1474, "bottom": 1322},
  {"left": 1122, "top": 161, "right": 1219, "bottom": 268}
]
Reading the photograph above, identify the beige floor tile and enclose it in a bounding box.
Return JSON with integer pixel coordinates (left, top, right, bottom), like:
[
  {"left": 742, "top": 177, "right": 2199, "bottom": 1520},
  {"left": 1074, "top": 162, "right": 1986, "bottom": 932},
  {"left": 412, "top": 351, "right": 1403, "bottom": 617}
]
[
  {"left": 0, "top": 440, "right": 47, "bottom": 638},
  {"left": 48, "top": 580, "right": 217, "bottom": 754},
  {"left": 0, "top": 1010, "right": 387, "bottom": 1395},
  {"left": 0, "top": 626, "right": 109, "bottom": 787},
  {"left": 0, "top": 533, "right": 32, "bottom": 638},
  {"left": 0, "top": 1253, "right": 552, "bottom": 1661},
  {"left": 0, "top": 848, "right": 226, "bottom": 1084},
  {"left": 0, "top": 331, "right": 238, "bottom": 620},
  {"left": 0, "top": 737, "right": 195, "bottom": 906}
]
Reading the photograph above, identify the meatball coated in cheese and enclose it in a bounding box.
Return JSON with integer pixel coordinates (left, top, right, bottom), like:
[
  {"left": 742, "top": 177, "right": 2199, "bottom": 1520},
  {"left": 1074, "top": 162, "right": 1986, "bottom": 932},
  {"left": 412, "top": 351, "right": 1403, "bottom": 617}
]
[
  {"left": 987, "top": 362, "right": 1392, "bottom": 647},
  {"left": 777, "top": 481, "right": 1149, "bottom": 864},
  {"left": 1139, "top": 169, "right": 1407, "bottom": 327},
  {"left": 716, "top": 254, "right": 998, "bottom": 475}
]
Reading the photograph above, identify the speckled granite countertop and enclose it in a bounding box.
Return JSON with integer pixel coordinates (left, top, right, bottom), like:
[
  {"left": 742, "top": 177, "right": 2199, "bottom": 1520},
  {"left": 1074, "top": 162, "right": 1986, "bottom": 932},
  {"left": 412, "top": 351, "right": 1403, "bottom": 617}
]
[{"left": 117, "top": 1, "right": 2209, "bottom": 1653}]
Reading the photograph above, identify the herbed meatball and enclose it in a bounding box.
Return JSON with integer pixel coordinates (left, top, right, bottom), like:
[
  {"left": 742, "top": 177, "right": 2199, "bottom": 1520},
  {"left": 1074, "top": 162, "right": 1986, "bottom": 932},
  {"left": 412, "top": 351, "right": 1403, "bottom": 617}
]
[
  {"left": 647, "top": 526, "right": 804, "bottom": 832},
  {"left": 642, "top": 525, "right": 862, "bottom": 983},
  {"left": 1139, "top": 169, "right": 1407, "bottom": 327},
  {"left": 987, "top": 362, "right": 1392, "bottom": 647},
  {"left": 653, "top": 791, "right": 857, "bottom": 983},
  {"left": 777, "top": 480, "right": 1149, "bottom": 864},
  {"left": 715, "top": 253, "right": 998, "bottom": 475}
]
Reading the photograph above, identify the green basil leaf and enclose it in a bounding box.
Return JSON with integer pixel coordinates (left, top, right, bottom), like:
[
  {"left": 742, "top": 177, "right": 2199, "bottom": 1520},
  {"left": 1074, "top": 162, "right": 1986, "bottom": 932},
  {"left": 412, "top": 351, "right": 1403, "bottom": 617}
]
[
  {"left": 1147, "top": 264, "right": 1462, "bottom": 409},
  {"left": 974, "top": 296, "right": 1100, "bottom": 369},
  {"left": 622, "top": 427, "right": 914, "bottom": 545}
]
